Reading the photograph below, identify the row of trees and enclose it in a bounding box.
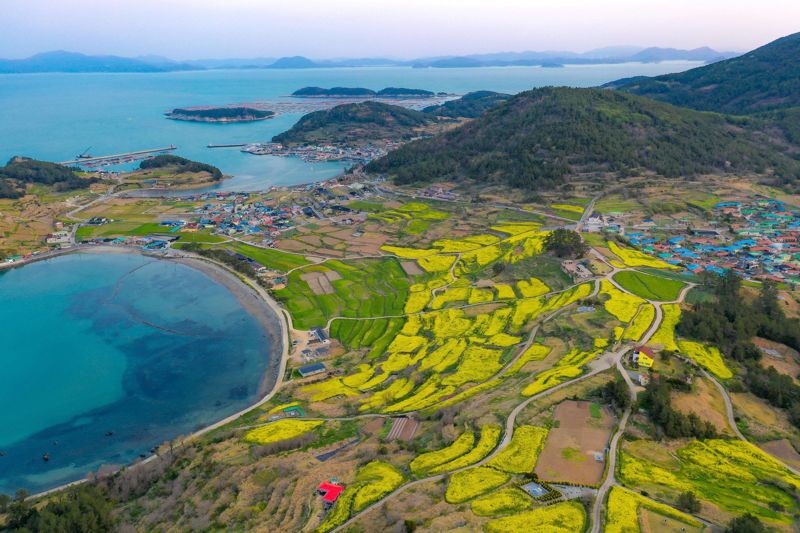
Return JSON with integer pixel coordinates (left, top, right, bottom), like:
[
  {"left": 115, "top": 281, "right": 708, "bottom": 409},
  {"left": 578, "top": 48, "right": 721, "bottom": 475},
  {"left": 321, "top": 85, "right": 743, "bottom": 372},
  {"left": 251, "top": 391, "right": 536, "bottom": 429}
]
[
  {"left": 678, "top": 271, "right": 800, "bottom": 356},
  {"left": 640, "top": 379, "right": 718, "bottom": 439},
  {"left": 678, "top": 270, "right": 800, "bottom": 428}
]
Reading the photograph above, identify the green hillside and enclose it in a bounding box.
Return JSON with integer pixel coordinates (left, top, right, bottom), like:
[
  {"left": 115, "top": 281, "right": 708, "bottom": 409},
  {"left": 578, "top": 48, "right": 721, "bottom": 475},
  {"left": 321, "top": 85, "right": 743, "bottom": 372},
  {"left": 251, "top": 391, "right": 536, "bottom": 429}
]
[
  {"left": 607, "top": 32, "right": 800, "bottom": 114},
  {"left": 0, "top": 157, "right": 94, "bottom": 199},
  {"left": 423, "top": 91, "right": 511, "bottom": 118},
  {"left": 366, "top": 87, "right": 800, "bottom": 190},
  {"left": 272, "top": 101, "right": 433, "bottom": 146}
]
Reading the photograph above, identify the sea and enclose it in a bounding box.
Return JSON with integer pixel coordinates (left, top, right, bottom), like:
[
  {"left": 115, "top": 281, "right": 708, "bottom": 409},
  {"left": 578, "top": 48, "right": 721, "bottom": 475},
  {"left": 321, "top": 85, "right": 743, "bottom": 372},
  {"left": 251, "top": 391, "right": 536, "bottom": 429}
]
[
  {"left": 0, "top": 253, "right": 274, "bottom": 494},
  {"left": 0, "top": 62, "right": 702, "bottom": 191}
]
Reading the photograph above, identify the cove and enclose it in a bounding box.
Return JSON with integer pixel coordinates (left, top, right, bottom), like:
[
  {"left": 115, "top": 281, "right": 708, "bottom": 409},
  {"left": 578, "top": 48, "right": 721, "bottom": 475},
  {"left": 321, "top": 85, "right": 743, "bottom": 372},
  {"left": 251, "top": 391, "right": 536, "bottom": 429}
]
[{"left": 0, "top": 252, "right": 279, "bottom": 494}]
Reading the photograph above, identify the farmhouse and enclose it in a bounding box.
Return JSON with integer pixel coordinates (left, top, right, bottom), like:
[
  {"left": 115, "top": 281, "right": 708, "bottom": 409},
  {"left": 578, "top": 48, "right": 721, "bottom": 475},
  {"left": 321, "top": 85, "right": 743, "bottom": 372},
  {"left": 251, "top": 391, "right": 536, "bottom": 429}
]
[
  {"left": 631, "top": 346, "right": 655, "bottom": 368},
  {"left": 317, "top": 481, "right": 344, "bottom": 508}
]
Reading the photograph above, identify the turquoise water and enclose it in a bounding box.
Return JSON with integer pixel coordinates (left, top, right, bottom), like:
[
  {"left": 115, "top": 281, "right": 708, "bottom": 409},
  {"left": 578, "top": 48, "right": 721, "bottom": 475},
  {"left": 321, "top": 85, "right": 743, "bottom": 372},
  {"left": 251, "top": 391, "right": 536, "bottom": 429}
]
[
  {"left": 0, "top": 253, "right": 275, "bottom": 494},
  {"left": 0, "top": 63, "right": 701, "bottom": 191}
]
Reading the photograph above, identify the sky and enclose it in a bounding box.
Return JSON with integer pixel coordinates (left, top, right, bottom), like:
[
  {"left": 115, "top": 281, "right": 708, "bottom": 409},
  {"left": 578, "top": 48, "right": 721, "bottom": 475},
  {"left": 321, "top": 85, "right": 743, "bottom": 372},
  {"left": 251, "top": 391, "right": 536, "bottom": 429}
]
[{"left": 1, "top": 0, "right": 798, "bottom": 59}]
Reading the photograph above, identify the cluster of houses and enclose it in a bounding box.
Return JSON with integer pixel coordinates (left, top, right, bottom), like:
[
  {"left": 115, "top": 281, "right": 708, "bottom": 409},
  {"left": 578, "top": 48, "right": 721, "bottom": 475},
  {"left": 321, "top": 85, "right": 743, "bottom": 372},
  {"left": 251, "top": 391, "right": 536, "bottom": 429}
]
[{"left": 591, "top": 197, "right": 800, "bottom": 284}]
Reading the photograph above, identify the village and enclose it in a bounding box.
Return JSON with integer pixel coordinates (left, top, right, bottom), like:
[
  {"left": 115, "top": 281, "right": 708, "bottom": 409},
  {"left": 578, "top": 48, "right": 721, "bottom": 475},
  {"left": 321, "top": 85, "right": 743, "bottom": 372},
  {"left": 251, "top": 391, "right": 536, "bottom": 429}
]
[
  {"left": 585, "top": 195, "right": 800, "bottom": 285},
  {"left": 242, "top": 142, "right": 401, "bottom": 164}
]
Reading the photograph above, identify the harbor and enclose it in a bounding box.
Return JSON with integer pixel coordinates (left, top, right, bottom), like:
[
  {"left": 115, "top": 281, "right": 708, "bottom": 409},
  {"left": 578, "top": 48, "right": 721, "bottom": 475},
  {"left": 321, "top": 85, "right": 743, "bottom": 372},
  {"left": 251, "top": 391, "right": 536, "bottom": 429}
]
[{"left": 59, "top": 145, "right": 177, "bottom": 167}]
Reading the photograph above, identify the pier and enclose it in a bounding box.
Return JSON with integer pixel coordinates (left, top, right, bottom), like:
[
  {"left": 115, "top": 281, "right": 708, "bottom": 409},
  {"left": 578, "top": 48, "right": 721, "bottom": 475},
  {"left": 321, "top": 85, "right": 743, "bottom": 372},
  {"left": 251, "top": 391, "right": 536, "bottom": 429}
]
[
  {"left": 207, "top": 143, "right": 247, "bottom": 148},
  {"left": 59, "top": 146, "right": 177, "bottom": 166}
]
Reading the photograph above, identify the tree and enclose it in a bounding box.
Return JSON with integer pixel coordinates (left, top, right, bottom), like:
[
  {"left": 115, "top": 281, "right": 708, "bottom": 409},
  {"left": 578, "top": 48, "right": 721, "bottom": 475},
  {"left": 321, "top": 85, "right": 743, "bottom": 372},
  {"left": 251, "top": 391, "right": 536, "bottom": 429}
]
[
  {"left": 601, "top": 378, "right": 631, "bottom": 410},
  {"left": 677, "top": 491, "right": 701, "bottom": 513},
  {"left": 0, "top": 493, "right": 10, "bottom": 512},
  {"left": 544, "top": 229, "right": 587, "bottom": 259},
  {"left": 5, "top": 485, "right": 114, "bottom": 532},
  {"left": 725, "top": 513, "right": 768, "bottom": 533}
]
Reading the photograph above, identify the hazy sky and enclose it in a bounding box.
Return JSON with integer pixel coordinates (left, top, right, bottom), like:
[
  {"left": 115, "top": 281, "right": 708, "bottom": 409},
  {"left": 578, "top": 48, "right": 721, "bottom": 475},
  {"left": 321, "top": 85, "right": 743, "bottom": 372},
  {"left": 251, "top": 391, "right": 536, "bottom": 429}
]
[{"left": 2, "top": 0, "right": 798, "bottom": 59}]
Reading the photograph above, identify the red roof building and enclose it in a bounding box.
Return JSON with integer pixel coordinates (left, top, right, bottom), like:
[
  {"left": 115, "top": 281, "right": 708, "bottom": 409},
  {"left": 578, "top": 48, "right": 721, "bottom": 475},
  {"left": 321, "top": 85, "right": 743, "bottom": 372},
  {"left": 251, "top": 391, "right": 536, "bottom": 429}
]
[{"left": 318, "top": 482, "right": 345, "bottom": 505}]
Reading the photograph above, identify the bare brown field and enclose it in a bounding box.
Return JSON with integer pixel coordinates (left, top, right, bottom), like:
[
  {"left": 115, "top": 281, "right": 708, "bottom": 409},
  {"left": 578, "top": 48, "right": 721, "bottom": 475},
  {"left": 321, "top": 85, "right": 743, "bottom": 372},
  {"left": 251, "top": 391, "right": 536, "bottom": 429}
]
[
  {"left": 760, "top": 439, "right": 800, "bottom": 470},
  {"left": 640, "top": 508, "right": 703, "bottom": 533},
  {"left": 731, "top": 392, "right": 796, "bottom": 438},
  {"left": 671, "top": 377, "right": 733, "bottom": 435},
  {"left": 300, "top": 270, "right": 342, "bottom": 295},
  {"left": 534, "top": 400, "right": 614, "bottom": 485},
  {"left": 401, "top": 261, "right": 424, "bottom": 276},
  {"left": 754, "top": 337, "right": 800, "bottom": 384}
]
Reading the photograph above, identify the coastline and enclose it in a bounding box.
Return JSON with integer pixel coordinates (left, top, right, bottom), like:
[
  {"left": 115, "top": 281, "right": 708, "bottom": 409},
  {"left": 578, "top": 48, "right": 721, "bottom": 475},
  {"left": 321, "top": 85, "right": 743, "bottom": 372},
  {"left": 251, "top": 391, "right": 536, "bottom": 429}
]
[{"left": 14, "top": 245, "right": 290, "bottom": 500}]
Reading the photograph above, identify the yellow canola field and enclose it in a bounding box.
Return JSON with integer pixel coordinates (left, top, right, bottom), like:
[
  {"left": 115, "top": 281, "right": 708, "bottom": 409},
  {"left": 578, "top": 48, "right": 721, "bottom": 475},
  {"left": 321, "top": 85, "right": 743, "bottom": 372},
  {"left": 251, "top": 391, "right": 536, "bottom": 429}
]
[
  {"left": 484, "top": 501, "right": 587, "bottom": 533},
  {"left": 522, "top": 347, "right": 600, "bottom": 396},
  {"left": 608, "top": 241, "right": 678, "bottom": 269},
  {"left": 429, "top": 424, "right": 502, "bottom": 474},
  {"left": 359, "top": 377, "right": 414, "bottom": 410},
  {"left": 442, "top": 346, "right": 505, "bottom": 386},
  {"left": 405, "top": 284, "right": 432, "bottom": 313},
  {"left": 516, "top": 277, "right": 550, "bottom": 298},
  {"left": 491, "top": 222, "right": 542, "bottom": 235},
  {"left": 495, "top": 284, "right": 517, "bottom": 299},
  {"left": 623, "top": 304, "right": 655, "bottom": 341},
  {"left": 430, "top": 287, "right": 471, "bottom": 309},
  {"left": 487, "top": 425, "right": 548, "bottom": 474},
  {"left": 301, "top": 377, "right": 360, "bottom": 402},
  {"left": 506, "top": 344, "right": 552, "bottom": 375},
  {"left": 470, "top": 487, "right": 532, "bottom": 517},
  {"left": 488, "top": 333, "right": 523, "bottom": 347},
  {"left": 605, "top": 486, "right": 701, "bottom": 533},
  {"left": 650, "top": 303, "right": 681, "bottom": 351},
  {"left": 600, "top": 280, "right": 645, "bottom": 323},
  {"left": 244, "top": 419, "right": 323, "bottom": 444},
  {"left": 469, "top": 287, "right": 495, "bottom": 304},
  {"left": 445, "top": 467, "right": 510, "bottom": 504},
  {"left": 352, "top": 461, "right": 405, "bottom": 512},
  {"left": 418, "top": 254, "right": 456, "bottom": 273},
  {"left": 550, "top": 203, "right": 585, "bottom": 214},
  {"left": 381, "top": 245, "right": 437, "bottom": 258},
  {"left": 410, "top": 429, "right": 476, "bottom": 476},
  {"left": 678, "top": 340, "right": 733, "bottom": 379}
]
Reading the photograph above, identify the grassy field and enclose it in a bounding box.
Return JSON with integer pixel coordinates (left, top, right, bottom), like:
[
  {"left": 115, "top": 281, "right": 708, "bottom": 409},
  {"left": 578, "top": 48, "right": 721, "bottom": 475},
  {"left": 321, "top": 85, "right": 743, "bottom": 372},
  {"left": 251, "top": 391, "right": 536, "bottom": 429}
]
[
  {"left": 229, "top": 242, "right": 311, "bottom": 271},
  {"left": 274, "top": 258, "right": 410, "bottom": 329},
  {"left": 620, "top": 439, "right": 800, "bottom": 526},
  {"left": 612, "top": 270, "right": 685, "bottom": 301}
]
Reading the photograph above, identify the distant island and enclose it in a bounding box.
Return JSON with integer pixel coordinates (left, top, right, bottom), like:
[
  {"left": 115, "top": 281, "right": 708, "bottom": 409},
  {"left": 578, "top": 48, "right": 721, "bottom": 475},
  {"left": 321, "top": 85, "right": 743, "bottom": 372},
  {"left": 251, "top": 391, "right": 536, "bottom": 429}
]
[
  {"left": 291, "top": 87, "right": 439, "bottom": 98},
  {"left": 165, "top": 106, "right": 274, "bottom": 123}
]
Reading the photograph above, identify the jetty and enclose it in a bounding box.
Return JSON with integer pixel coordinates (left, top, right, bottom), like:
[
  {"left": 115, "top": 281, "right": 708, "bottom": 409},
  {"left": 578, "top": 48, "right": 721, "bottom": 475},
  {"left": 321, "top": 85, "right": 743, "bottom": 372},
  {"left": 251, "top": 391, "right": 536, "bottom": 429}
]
[
  {"left": 59, "top": 145, "right": 177, "bottom": 166},
  {"left": 207, "top": 143, "right": 247, "bottom": 148}
]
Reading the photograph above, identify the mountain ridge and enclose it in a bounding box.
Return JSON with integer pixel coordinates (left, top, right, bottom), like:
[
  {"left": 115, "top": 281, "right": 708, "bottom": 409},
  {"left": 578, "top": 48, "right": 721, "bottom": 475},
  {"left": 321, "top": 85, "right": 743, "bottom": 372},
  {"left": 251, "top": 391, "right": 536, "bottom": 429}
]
[{"left": 606, "top": 32, "right": 800, "bottom": 114}]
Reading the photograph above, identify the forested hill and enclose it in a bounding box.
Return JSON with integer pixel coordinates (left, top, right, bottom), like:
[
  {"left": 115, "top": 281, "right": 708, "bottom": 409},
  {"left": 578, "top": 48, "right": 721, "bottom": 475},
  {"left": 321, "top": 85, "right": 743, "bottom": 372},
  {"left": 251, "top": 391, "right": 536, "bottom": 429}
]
[
  {"left": 272, "top": 101, "right": 433, "bottom": 146},
  {"left": 423, "top": 91, "right": 511, "bottom": 118},
  {"left": 366, "top": 87, "right": 800, "bottom": 190},
  {"left": 0, "top": 157, "right": 94, "bottom": 199},
  {"left": 605, "top": 32, "right": 800, "bottom": 114}
]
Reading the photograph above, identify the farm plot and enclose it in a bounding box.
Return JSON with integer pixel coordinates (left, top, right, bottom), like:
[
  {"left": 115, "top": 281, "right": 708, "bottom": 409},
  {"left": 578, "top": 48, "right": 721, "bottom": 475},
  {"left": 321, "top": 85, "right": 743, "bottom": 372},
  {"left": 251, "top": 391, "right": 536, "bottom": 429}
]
[
  {"left": 608, "top": 241, "right": 678, "bottom": 270},
  {"left": 483, "top": 501, "right": 586, "bottom": 533},
  {"left": 534, "top": 400, "right": 614, "bottom": 485},
  {"left": 650, "top": 303, "right": 681, "bottom": 351},
  {"left": 612, "top": 270, "right": 685, "bottom": 301},
  {"left": 274, "top": 258, "right": 409, "bottom": 329},
  {"left": 619, "top": 439, "right": 800, "bottom": 526},
  {"left": 605, "top": 486, "right": 702, "bottom": 533}
]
